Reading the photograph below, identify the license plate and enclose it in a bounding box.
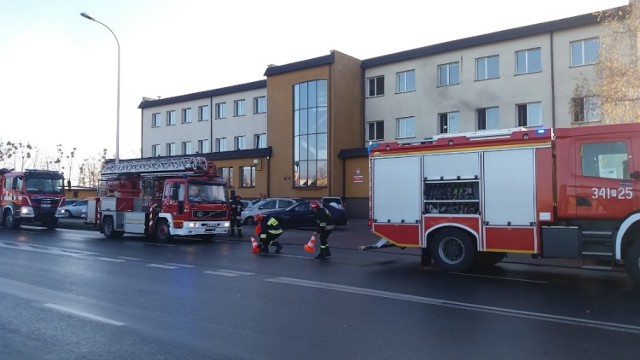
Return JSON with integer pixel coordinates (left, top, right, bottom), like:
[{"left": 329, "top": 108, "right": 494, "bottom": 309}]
[{"left": 41, "top": 204, "right": 51, "bottom": 207}]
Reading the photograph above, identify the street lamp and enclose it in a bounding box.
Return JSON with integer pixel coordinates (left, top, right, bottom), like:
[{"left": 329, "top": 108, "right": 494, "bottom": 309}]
[{"left": 80, "top": 12, "right": 120, "bottom": 164}]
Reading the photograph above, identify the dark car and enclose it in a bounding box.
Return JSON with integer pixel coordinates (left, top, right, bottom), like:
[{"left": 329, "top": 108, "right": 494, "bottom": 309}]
[{"left": 269, "top": 200, "right": 347, "bottom": 228}]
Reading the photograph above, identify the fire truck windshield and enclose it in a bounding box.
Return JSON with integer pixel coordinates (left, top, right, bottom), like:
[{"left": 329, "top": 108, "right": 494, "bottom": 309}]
[
  {"left": 25, "top": 176, "right": 64, "bottom": 194},
  {"left": 187, "top": 181, "right": 226, "bottom": 204}
]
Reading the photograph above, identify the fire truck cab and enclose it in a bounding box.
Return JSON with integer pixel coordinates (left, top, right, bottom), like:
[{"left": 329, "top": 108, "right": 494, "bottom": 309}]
[
  {"left": 0, "top": 168, "right": 65, "bottom": 230},
  {"left": 369, "top": 123, "right": 640, "bottom": 285}
]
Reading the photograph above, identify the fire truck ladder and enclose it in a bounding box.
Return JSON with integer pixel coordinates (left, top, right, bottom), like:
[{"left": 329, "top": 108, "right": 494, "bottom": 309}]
[{"left": 101, "top": 157, "right": 209, "bottom": 178}]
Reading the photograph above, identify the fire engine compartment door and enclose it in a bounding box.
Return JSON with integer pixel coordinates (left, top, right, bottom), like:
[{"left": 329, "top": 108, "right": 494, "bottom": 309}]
[
  {"left": 483, "top": 149, "right": 535, "bottom": 225},
  {"left": 372, "top": 156, "right": 421, "bottom": 224}
]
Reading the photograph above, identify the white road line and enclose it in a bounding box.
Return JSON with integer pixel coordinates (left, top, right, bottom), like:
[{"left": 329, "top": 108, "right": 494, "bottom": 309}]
[
  {"left": 166, "top": 263, "right": 195, "bottom": 268},
  {"left": 147, "top": 264, "right": 178, "bottom": 269},
  {"left": 119, "top": 256, "right": 142, "bottom": 261},
  {"left": 97, "top": 257, "right": 126, "bottom": 262},
  {"left": 0, "top": 241, "right": 96, "bottom": 257},
  {"left": 44, "top": 303, "right": 125, "bottom": 326},
  {"left": 265, "top": 277, "right": 640, "bottom": 334},
  {"left": 204, "top": 270, "right": 254, "bottom": 277},
  {"left": 454, "top": 272, "right": 549, "bottom": 283}
]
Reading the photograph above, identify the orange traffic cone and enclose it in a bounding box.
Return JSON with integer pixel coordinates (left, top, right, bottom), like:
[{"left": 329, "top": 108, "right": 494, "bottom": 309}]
[
  {"left": 251, "top": 236, "right": 260, "bottom": 254},
  {"left": 304, "top": 234, "right": 317, "bottom": 253}
]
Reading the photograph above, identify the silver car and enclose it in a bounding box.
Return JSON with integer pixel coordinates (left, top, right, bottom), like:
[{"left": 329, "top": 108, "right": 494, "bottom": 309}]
[
  {"left": 241, "top": 198, "right": 301, "bottom": 225},
  {"left": 56, "top": 199, "right": 88, "bottom": 218}
]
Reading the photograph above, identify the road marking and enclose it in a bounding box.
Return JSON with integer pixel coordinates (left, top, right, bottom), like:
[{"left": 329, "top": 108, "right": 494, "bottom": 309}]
[
  {"left": 119, "top": 256, "right": 142, "bottom": 261},
  {"left": 147, "top": 264, "right": 178, "bottom": 269},
  {"left": 204, "top": 269, "right": 254, "bottom": 277},
  {"left": 0, "top": 241, "right": 96, "bottom": 257},
  {"left": 166, "top": 263, "right": 195, "bottom": 268},
  {"left": 97, "top": 257, "right": 126, "bottom": 262},
  {"left": 266, "top": 277, "right": 640, "bottom": 334},
  {"left": 143, "top": 242, "right": 175, "bottom": 247},
  {"left": 44, "top": 303, "right": 125, "bottom": 326}
]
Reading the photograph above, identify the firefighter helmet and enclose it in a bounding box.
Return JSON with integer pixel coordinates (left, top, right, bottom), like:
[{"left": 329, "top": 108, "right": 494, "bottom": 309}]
[{"left": 310, "top": 200, "right": 321, "bottom": 209}]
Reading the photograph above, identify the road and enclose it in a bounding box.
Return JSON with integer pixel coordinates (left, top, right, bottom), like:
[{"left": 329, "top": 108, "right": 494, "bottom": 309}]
[{"left": 0, "top": 221, "right": 639, "bottom": 359}]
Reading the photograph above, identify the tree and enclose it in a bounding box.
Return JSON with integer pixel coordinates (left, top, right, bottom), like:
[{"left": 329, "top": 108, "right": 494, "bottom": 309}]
[
  {"left": 0, "top": 141, "right": 35, "bottom": 170},
  {"left": 77, "top": 148, "right": 108, "bottom": 188},
  {"left": 595, "top": 1, "right": 640, "bottom": 124}
]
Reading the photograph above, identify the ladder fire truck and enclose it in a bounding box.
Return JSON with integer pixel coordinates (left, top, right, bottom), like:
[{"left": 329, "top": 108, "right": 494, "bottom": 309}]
[
  {"left": 86, "top": 156, "right": 230, "bottom": 241},
  {"left": 368, "top": 123, "right": 640, "bottom": 285},
  {"left": 0, "top": 168, "right": 65, "bottom": 230}
]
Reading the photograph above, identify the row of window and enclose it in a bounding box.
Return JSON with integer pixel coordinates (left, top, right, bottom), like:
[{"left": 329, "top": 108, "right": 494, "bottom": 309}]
[
  {"left": 219, "top": 166, "right": 257, "bottom": 189},
  {"left": 367, "top": 38, "right": 599, "bottom": 96},
  {"left": 151, "top": 96, "right": 267, "bottom": 127},
  {"left": 366, "top": 97, "right": 601, "bottom": 141},
  {"left": 151, "top": 134, "right": 267, "bottom": 157}
]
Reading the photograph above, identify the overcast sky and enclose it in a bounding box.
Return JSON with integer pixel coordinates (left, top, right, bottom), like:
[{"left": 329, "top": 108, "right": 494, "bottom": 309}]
[{"left": 0, "top": 0, "right": 628, "bottom": 163}]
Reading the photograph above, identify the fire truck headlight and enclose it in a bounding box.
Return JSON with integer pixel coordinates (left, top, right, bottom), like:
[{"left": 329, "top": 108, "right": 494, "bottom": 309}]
[
  {"left": 21, "top": 206, "right": 34, "bottom": 216},
  {"left": 189, "top": 222, "right": 198, "bottom": 228}
]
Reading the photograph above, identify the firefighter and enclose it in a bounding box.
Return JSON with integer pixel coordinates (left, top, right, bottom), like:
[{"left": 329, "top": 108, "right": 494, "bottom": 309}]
[
  {"left": 310, "top": 200, "right": 334, "bottom": 259},
  {"left": 229, "top": 194, "right": 245, "bottom": 238},
  {"left": 254, "top": 213, "right": 283, "bottom": 254}
]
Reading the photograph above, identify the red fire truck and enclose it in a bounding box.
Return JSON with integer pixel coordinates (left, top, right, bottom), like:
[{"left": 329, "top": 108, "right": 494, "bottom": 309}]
[
  {"left": 0, "top": 168, "right": 65, "bottom": 230},
  {"left": 85, "top": 156, "right": 230, "bottom": 241},
  {"left": 369, "top": 123, "right": 640, "bottom": 285}
]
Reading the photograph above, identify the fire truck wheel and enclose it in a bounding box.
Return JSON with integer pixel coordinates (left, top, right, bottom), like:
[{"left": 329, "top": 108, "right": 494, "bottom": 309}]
[
  {"left": 430, "top": 228, "right": 475, "bottom": 272},
  {"left": 155, "top": 219, "right": 173, "bottom": 243},
  {"left": 102, "top": 217, "right": 124, "bottom": 239},
  {"left": 4, "top": 210, "right": 20, "bottom": 230},
  {"left": 625, "top": 241, "right": 640, "bottom": 286},
  {"left": 45, "top": 217, "right": 58, "bottom": 230}
]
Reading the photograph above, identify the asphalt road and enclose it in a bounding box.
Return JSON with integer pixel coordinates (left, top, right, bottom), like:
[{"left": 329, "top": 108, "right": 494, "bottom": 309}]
[{"left": 0, "top": 221, "right": 638, "bottom": 359}]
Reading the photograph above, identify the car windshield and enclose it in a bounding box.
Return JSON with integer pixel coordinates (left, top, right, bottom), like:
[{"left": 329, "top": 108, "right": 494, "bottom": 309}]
[
  {"left": 25, "top": 176, "right": 65, "bottom": 194},
  {"left": 187, "top": 181, "right": 226, "bottom": 203}
]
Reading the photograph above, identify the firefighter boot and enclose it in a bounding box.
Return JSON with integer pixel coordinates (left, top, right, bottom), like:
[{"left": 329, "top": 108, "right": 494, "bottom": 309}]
[
  {"left": 237, "top": 229, "right": 243, "bottom": 239},
  {"left": 259, "top": 242, "right": 269, "bottom": 253},
  {"left": 315, "top": 247, "right": 330, "bottom": 259},
  {"left": 230, "top": 228, "right": 235, "bottom": 238},
  {"left": 271, "top": 241, "right": 283, "bottom": 254}
]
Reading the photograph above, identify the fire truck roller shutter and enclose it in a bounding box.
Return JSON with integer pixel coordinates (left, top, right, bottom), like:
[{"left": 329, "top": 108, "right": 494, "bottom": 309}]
[
  {"left": 372, "top": 156, "right": 421, "bottom": 224},
  {"left": 423, "top": 152, "right": 480, "bottom": 180}
]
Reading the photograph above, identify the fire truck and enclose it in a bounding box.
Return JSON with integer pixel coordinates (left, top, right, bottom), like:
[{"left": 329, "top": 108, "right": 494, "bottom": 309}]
[
  {"left": 369, "top": 123, "right": 640, "bottom": 285},
  {"left": 0, "top": 168, "right": 65, "bottom": 230},
  {"left": 86, "top": 156, "right": 230, "bottom": 241}
]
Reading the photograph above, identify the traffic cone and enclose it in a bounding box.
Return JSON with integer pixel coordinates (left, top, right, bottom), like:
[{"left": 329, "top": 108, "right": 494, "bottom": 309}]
[
  {"left": 304, "top": 234, "right": 317, "bottom": 253},
  {"left": 251, "top": 236, "right": 260, "bottom": 254}
]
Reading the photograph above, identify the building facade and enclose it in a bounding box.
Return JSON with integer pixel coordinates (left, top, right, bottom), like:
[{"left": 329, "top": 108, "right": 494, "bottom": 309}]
[{"left": 138, "top": 10, "right": 615, "bottom": 219}]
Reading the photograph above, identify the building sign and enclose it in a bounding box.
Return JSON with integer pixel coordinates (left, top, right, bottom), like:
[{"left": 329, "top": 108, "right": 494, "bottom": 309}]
[{"left": 353, "top": 167, "right": 364, "bottom": 183}]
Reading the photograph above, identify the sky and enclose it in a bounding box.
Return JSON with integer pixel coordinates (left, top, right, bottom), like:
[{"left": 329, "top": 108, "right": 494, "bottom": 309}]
[{"left": 0, "top": 0, "right": 629, "bottom": 165}]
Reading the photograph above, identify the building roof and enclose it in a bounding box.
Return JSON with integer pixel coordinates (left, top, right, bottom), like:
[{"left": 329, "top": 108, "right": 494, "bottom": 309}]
[
  {"left": 263, "top": 52, "right": 336, "bottom": 77},
  {"left": 138, "top": 79, "right": 267, "bottom": 109},
  {"left": 361, "top": 11, "right": 605, "bottom": 69}
]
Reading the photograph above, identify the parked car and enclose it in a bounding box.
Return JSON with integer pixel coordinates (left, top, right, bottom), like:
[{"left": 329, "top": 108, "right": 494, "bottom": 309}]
[
  {"left": 268, "top": 200, "right": 347, "bottom": 228},
  {"left": 56, "top": 199, "right": 88, "bottom": 218},
  {"left": 322, "top": 196, "right": 345, "bottom": 211},
  {"left": 241, "top": 197, "right": 301, "bottom": 225}
]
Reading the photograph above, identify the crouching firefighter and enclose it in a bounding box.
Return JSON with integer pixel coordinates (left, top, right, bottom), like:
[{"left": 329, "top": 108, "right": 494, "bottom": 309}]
[
  {"left": 310, "top": 200, "right": 334, "bottom": 259},
  {"left": 254, "top": 213, "right": 284, "bottom": 254}
]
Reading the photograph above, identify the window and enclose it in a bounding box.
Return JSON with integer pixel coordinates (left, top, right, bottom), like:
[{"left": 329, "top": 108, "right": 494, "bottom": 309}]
[
  {"left": 477, "top": 107, "right": 500, "bottom": 130},
  {"left": 240, "top": 166, "right": 256, "bottom": 188},
  {"left": 293, "top": 79, "right": 328, "bottom": 188},
  {"left": 181, "top": 108, "right": 192, "bottom": 123},
  {"left": 181, "top": 141, "right": 192, "bottom": 155},
  {"left": 438, "top": 112, "right": 460, "bottom": 134},
  {"left": 438, "top": 62, "right": 460, "bottom": 86},
  {"left": 254, "top": 133, "right": 266, "bottom": 149},
  {"left": 516, "top": 48, "right": 542, "bottom": 74},
  {"left": 221, "top": 167, "right": 233, "bottom": 187},
  {"left": 215, "top": 102, "right": 227, "bottom": 119},
  {"left": 572, "top": 97, "right": 601, "bottom": 123},
  {"left": 234, "top": 99, "right": 246, "bottom": 117},
  {"left": 367, "top": 121, "right": 384, "bottom": 141},
  {"left": 166, "top": 110, "right": 176, "bottom": 126},
  {"left": 581, "top": 142, "right": 629, "bottom": 180},
  {"left": 517, "top": 102, "right": 542, "bottom": 127},
  {"left": 234, "top": 136, "right": 246, "bottom": 150},
  {"left": 166, "top": 142, "right": 176, "bottom": 156},
  {"left": 151, "top": 144, "right": 161, "bottom": 157},
  {"left": 197, "top": 139, "right": 209, "bottom": 153},
  {"left": 254, "top": 96, "right": 267, "bottom": 114},
  {"left": 476, "top": 56, "right": 499, "bottom": 80},
  {"left": 571, "top": 38, "right": 599, "bottom": 66},
  {"left": 396, "top": 70, "right": 415, "bottom": 93},
  {"left": 198, "top": 105, "right": 209, "bottom": 121},
  {"left": 396, "top": 116, "right": 415, "bottom": 139},
  {"left": 152, "top": 113, "right": 161, "bottom": 127},
  {"left": 367, "top": 76, "right": 384, "bottom": 97},
  {"left": 215, "top": 138, "right": 227, "bottom": 152}
]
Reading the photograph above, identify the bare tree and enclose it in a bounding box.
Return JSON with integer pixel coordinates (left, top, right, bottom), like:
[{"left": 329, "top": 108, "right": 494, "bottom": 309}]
[
  {"left": 0, "top": 141, "right": 36, "bottom": 170},
  {"left": 595, "top": 1, "right": 640, "bottom": 124},
  {"left": 78, "top": 149, "right": 108, "bottom": 188}
]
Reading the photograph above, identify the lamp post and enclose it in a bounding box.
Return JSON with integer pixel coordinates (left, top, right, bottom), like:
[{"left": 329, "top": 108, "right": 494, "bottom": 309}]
[{"left": 80, "top": 12, "right": 120, "bottom": 164}]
